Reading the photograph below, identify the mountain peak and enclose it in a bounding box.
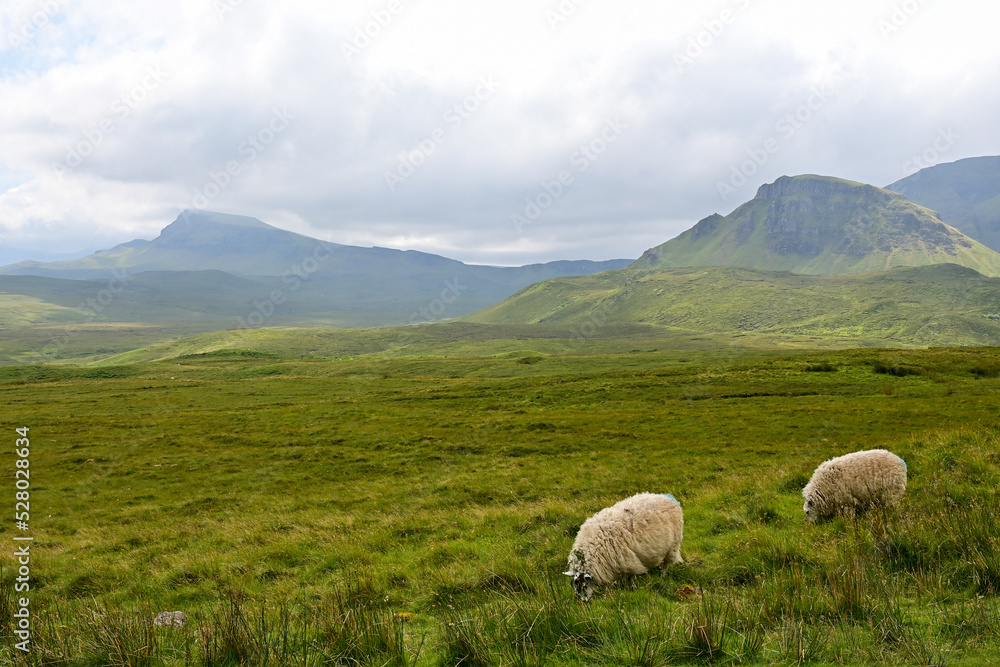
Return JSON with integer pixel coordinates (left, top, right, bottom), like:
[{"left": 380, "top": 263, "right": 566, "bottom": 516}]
[
  {"left": 633, "top": 174, "right": 1000, "bottom": 277},
  {"left": 169, "top": 210, "right": 279, "bottom": 231},
  {"left": 754, "top": 175, "right": 894, "bottom": 203}
]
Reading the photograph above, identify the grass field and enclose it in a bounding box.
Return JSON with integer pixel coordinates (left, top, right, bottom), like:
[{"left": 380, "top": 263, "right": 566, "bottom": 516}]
[
  {"left": 2, "top": 342, "right": 1000, "bottom": 665},
  {"left": 465, "top": 264, "right": 1000, "bottom": 349},
  {"left": 7, "top": 261, "right": 1000, "bottom": 367}
]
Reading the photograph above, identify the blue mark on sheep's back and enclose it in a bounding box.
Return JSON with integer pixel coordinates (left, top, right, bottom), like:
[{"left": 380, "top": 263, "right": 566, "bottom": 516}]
[
  {"left": 894, "top": 453, "right": 908, "bottom": 472},
  {"left": 663, "top": 493, "right": 680, "bottom": 507}
]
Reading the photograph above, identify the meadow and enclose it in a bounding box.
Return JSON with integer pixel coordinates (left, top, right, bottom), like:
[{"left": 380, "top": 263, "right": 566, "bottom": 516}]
[{"left": 2, "top": 340, "right": 1000, "bottom": 665}]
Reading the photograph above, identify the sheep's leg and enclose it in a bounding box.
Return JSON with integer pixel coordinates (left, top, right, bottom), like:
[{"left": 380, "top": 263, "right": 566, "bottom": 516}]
[
  {"left": 658, "top": 547, "right": 683, "bottom": 574},
  {"left": 665, "top": 544, "right": 683, "bottom": 566}
]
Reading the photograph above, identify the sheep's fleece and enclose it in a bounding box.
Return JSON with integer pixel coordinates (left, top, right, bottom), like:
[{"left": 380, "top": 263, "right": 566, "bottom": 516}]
[
  {"left": 565, "top": 492, "right": 683, "bottom": 600},
  {"left": 802, "top": 448, "right": 907, "bottom": 522}
]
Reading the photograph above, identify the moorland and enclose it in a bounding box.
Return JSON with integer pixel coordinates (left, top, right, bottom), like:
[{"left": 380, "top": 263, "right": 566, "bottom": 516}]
[{"left": 2, "top": 330, "right": 1000, "bottom": 666}]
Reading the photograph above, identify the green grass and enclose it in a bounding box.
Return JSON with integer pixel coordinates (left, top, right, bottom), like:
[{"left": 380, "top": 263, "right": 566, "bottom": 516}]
[
  {"left": 8, "top": 260, "right": 1000, "bottom": 367},
  {"left": 3, "top": 344, "right": 1000, "bottom": 664},
  {"left": 45, "top": 321, "right": 866, "bottom": 368},
  {"left": 465, "top": 263, "right": 1000, "bottom": 348}
]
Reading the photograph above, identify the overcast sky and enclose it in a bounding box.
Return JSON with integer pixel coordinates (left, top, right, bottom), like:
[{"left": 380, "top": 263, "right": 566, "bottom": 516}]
[{"left": 1, "top": 0, "right": 999, "bottom": 265}]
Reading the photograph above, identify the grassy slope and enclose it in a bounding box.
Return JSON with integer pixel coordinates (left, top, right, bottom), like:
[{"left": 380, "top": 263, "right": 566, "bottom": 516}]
[
  {"left": 0, "top": 272, "right": 267, "bottom": 364},
  {"left": 5, "top": 261, "right": 1000, "bottom": 368},
  {"left": 91, "top": 321, "right": 873, "bottom": 368},
  {"left": 2, "top": 346, "right": 1000, "bottom": 664},
  {"left": 636, "top": 175, "right": 1000, "bottom": 277},
  {"left": 8, "top": 263, "right": 1000, "bottom": 366},
  {"left": 0, "top": 262, "right": 636, "bottom": 361},
  {"left": 465, "top": 264, "right": 1000, "bottom": 347},
  {"left": 887, "top": 156, "right": 1000, "bottom": 252}
]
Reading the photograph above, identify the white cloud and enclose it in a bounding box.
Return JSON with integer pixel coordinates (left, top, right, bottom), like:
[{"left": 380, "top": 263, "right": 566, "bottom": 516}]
[{"left": 1, "top": 0, "right": 999, "bottom": 264}]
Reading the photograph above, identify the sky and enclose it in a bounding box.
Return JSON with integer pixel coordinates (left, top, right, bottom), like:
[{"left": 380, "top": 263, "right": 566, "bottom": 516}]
[{"left": 1, "top": 0, "right": 999, "bottom": 266}]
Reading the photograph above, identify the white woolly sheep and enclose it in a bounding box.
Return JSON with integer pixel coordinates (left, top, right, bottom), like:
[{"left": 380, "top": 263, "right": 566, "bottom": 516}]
[
  {"left": 564, "top": 492, "right": 683, "bottom": 601},
  {"left": 802, "top": 449, "right": 907, "bottom": 523}
]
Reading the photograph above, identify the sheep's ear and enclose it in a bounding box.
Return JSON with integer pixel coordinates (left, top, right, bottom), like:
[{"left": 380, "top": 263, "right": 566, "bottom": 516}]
[{"left": 563, "top": 571, "right": 574, "bottom": 577}]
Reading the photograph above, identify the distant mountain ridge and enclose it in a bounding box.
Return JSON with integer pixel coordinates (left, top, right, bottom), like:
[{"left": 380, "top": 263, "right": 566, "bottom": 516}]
[
  {"left": 633, "top": 175, "right": 1000, "bottom": 277},
  {"left": 0, "top": 245, "right": 99, "bottom": 267},
  {"left": 887, "top": 156, "right": 1000, "bottom": 253},
  {"left": 4, "top": 161, "right": 1000, "bottom": 354},
  {"left": 0, "top": 211, "right": 343, "bottom": 279},
  {"left": 0, "top": 210, "right": 632, "bottom": 330},
  {"left": 461, "top": 169, "right": 1000, "bottom": 347},
  {"left": 0, "top": 211, "right": 630, "bottom": 281}
]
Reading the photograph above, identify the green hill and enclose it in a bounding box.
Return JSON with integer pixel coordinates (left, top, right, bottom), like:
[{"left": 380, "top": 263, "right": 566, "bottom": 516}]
[
  {"left": 633, "top": 175, "right": 1000, "bottom": 276},
  {"left": 886, "top": 155, "right": 1000, "bottom": 252},
  {"left": 465, "top": 263, "right": 1000, "bottom": 347},
  {"left": 0, "top": 211, "right": 631, "bottom": 334}
]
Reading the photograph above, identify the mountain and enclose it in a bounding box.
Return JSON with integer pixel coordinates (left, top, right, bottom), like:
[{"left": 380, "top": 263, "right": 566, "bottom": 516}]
[
  {"left": 886, "top": 156, "right": 1000, "bottom": 253},
  {"left": 0, "top": 211, "right": 349, "bottom": 279},
  {"left": 0, "top": 245, "right": 99, "bottom": 267},
  {"left": 0, "top": 210, "right": 632, "bottom": 330},
  {"left": 464, "top": 263, "right": 1000, "bottom": 347},
  {"left": 632, "top": 175, "right": 1000, "bottom": 277}
]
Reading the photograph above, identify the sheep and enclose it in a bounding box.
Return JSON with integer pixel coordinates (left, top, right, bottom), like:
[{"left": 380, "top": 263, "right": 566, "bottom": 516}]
[
  {"left": 564, "top": 492, "right": 683, "bottom": 601},
  {"left": 802, "top": 449, "right": 907, "bottom": 523}
]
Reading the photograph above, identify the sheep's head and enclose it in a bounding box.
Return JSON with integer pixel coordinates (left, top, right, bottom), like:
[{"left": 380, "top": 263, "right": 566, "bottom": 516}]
[
  {"left": 564, "top": 571, "right": 595, "bottom": 601},
  {"left": 803, "top": 498, "right": 817, "bottom": 523},
  {"left": 565, "top": 549, "right": 595, "bottom": 601}
]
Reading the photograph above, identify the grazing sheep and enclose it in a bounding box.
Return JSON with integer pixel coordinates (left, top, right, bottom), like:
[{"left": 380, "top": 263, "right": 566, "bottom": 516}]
[
  {"left": 564, "top": 492, "right": 683, "bottom": 601},
  {"left": 802, "top": 449, "right": 907, "bottom": 523}
]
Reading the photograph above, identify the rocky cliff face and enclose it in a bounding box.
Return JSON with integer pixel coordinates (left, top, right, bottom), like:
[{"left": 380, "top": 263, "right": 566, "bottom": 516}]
[
  {"left": 756, "top": 176, "right": 965, "bottom": 257},
  {"left": 632, "top": 174, "right": 1000, "bottom": 276},
  {"left": 754, "top": 175, "right": 894, "bottom": 203}
]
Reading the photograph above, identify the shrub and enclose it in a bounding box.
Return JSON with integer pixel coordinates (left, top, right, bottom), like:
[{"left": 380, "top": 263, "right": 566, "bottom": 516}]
[
  {"left": 805, "top": 362, "right": 838, "bottom": 372},
  {"left": 872, "top": 362, "right": 921, "bottom": 377}
]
